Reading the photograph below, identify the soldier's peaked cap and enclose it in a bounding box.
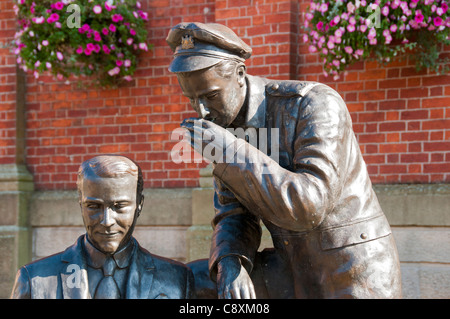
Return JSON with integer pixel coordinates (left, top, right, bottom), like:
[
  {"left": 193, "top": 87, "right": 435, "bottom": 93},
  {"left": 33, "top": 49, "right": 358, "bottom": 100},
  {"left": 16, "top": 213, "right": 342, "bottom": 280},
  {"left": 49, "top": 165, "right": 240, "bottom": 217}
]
[{"left": 166, "top": 22, "right": 252, "bottom": 73}]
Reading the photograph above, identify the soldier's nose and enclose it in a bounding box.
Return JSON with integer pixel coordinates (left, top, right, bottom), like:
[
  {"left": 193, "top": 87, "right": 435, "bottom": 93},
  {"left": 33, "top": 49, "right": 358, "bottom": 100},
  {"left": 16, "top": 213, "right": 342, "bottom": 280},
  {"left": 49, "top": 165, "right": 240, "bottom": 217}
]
[{"left": 198, "top": 102, "right": 211, "bottom": 119}]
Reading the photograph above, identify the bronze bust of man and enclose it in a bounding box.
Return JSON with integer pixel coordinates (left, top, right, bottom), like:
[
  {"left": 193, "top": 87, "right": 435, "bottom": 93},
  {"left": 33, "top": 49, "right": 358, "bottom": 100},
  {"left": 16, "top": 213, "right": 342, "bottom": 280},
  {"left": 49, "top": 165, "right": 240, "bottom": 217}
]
[
  {"left": 167, "top": 22, "right": 402, "bottom": 299},
  {"left": 11, "top": 155, "right": 194, "bottom": 299}
]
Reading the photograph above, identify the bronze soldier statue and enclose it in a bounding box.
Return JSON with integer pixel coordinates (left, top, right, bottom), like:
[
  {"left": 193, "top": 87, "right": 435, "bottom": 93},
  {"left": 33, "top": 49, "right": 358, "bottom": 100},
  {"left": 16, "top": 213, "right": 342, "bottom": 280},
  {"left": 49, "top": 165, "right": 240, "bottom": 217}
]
[
  {"left": 11, "top": 155, "right": 194, "bottom": 299},
  {"left": 167, "top": 22, "right": 402, "bottom": 299}
]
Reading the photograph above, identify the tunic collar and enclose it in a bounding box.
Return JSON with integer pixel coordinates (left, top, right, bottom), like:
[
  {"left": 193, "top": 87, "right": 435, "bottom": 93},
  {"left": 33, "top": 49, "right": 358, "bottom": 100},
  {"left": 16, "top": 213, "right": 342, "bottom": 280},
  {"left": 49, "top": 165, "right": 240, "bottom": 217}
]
[{"left": 243, "top": 74, "right": 269, "bottom": 129}]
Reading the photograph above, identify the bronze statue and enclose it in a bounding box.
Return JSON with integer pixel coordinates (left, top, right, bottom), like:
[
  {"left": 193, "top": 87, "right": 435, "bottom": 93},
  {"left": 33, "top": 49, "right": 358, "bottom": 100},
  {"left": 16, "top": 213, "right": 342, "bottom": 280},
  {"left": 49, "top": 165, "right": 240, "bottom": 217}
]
[
  {"left": 11, "top": 155, "right": 194, "bottom": 299},
  {"left": 167, "top": 22, "right": 402, "bottom": 299}
]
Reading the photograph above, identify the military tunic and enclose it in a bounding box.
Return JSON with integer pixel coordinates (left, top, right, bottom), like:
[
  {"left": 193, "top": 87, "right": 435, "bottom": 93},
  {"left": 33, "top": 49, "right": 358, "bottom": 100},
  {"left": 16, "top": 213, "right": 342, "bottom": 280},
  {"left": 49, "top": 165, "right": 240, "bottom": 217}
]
[{"left": 208, "top": 75, "right": 402, "bottom": 299}]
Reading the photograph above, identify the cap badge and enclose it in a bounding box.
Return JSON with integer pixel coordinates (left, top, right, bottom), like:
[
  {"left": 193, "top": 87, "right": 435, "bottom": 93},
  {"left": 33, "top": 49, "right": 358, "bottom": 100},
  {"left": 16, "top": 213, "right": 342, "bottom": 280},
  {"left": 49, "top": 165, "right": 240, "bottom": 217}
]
[{"left": 181, "top": 34, "right": 195, "bottom": 50}]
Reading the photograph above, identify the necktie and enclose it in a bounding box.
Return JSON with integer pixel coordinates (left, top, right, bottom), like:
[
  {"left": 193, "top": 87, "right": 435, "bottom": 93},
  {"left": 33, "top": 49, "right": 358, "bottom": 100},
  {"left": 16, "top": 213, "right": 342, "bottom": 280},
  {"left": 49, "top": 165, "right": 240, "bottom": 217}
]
[{"left": 94, "top": 256, "right": 121, "bottom": 299}]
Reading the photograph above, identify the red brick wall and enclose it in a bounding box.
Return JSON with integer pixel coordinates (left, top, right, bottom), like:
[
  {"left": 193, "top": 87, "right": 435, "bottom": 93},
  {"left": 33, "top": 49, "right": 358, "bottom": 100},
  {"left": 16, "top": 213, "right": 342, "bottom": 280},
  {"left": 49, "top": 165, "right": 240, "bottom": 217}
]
[
  {"left": 1, "top": 0, "right": 449, "bottom": 190},
  {"left": 0, "top": 0, "right": 17, "bottom": 165}
]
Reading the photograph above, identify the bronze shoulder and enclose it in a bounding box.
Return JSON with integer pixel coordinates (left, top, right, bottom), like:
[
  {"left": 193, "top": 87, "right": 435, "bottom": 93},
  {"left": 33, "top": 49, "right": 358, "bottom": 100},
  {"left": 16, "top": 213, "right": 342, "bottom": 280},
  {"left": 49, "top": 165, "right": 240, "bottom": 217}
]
[{"left": 265, "top": 80, "right": 320, "bottom": 97}]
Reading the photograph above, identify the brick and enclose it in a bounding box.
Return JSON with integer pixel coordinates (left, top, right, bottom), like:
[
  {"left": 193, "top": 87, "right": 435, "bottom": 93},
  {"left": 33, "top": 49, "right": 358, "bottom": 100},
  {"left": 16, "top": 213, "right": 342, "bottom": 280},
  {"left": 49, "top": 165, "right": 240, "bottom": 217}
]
[
  {"left": 423, "top": 141, "right": 450, "bottom": 152},
  {"left": 401, "top": 110, "right": 428, "bottom": 120},
  {"left": 422, "top": 119, "right": 450, "bottom": 130},
  {"left": 379, "top": 122, "right": 406, "bottom": 132},
  {"left": 422, "top": 97, "right": 450, "bottom": 108}
]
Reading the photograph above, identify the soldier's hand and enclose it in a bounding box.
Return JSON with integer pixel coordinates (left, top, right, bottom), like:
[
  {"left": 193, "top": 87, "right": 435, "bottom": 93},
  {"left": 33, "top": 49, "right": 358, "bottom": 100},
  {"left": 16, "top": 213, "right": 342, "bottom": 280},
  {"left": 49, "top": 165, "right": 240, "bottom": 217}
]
[
  {"left": 181, "top": 118, "right": 238, "bottom": 164},
  {"left": 216, "top": 256, "right": 256, "bottom": 299}
]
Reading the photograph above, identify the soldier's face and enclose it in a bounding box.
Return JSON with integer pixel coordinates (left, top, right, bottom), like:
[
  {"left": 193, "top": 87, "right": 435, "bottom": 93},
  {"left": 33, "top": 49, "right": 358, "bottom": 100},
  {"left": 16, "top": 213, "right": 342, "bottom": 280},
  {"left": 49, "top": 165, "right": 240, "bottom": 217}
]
[
  {"left": 80, "top": 174, "right": 138, "bottom": 254},
  {"left": 176, "top": 64, "right": 246, "bottom": 127}
]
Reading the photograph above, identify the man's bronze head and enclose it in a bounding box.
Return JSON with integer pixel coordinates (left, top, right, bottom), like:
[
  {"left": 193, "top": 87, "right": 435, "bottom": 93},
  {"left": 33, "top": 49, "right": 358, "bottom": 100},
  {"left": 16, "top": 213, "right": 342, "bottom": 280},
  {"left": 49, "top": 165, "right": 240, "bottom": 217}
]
[
  {"left": 167, "top": 22, "right": 251, "bottom": 127},
  {"left": 77, "top": 155, "right": 144, "bottom": 254}
]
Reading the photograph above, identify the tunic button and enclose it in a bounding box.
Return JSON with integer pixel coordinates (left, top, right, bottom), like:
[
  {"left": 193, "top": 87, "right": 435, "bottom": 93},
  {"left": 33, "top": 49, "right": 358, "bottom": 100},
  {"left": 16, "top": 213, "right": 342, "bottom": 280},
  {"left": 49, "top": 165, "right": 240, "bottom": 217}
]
[
  {"left": 360, "top": 233, "right": 368, "bottom": 240},
  {"left": 271, "top": 83, "right": 279, "bottom": 90}
]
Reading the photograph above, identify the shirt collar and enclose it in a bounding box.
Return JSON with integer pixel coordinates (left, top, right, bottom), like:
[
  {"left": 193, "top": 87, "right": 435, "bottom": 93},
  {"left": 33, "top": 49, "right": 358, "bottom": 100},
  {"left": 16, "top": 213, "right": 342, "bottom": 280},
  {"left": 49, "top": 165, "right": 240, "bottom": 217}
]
[
  {"left": 83, "top": 235, "right": 135, "bottom": 270},
  {"left": 243, "top": 74, "right": 269, "bottom": 129}
]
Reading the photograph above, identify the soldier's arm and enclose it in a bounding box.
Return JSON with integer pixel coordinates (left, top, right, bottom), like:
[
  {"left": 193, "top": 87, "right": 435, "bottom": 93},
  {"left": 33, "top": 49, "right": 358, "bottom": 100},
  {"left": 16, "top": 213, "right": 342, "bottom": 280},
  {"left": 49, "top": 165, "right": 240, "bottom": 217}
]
[{"left": 208, "top": 176, "right": 262, "bottom": 281}]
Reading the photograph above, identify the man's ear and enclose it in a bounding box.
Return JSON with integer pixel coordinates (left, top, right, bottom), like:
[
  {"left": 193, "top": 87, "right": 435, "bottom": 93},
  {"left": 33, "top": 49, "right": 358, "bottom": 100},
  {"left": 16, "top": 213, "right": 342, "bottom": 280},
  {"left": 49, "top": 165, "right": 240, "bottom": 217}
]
[
  {"left": 136, "top": 195, "right": 144, "bottom": 217},
  {"left": 236, "top": 64, "right": 246, "bottom": 87}
]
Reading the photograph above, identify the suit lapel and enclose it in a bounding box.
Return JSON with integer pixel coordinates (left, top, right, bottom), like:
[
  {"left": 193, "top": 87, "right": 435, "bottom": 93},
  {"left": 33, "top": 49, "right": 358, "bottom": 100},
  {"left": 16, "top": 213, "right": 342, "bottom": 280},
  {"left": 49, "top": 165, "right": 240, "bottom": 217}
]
[
  {"left": 60, "top": 235, "right": 90, "bottom": 299},
  {"left": 125, "top": 240, "right": 156, "bottom": 299}
]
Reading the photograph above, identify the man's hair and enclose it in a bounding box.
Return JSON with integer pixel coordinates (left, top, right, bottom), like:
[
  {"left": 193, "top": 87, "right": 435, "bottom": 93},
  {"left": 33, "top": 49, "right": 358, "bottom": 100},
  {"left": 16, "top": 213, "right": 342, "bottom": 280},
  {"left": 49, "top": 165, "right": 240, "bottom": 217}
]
[
  {"left": 177, "top": 59, "right": 242, "bottom": 79},
  {"left": 77, "top": 155, "right": 144, "bottom": 205}
]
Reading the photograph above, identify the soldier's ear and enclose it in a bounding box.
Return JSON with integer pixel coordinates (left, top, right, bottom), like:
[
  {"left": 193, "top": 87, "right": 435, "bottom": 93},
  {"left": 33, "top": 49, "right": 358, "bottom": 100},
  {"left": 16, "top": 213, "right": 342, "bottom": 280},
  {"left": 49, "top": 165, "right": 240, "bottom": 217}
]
[{"left": 236, "top": 64, "right": 246, "bottom": 87}]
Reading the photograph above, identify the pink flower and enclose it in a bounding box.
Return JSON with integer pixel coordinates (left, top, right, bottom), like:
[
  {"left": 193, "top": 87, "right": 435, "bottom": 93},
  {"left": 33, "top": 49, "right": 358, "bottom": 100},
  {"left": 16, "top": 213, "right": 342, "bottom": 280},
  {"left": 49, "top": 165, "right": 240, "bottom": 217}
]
[
  {"left": 108, "top": 67, "right": 121, "bottom": 76},
  {"left": 139, "top": 43, "right": 148, "bottom": 51},
  {"left": 84, "top": 48, "right": 92, "bottom": 56},
  {"left": 93, "top": 31, "right": 102, "bottom": 42},
  {"left": 344, "top": 46, "right": 353, "bottom": 54},
  {"left": 124, "top": 59, "right": 131, "bottom": 67},
  {"left": 369, "top": 38, "right": 377, "bottom": 45},
  {"left": 46, "top": 62, "right": 52, "bottom": 69},
  {"left": 327, "top": 41, "right": 335, "bottom": 50},
  {"left": 355, "top": 49, "right": 364, "bottom": 56},
  {"left": 116, "top": 60, "right": 123, "bottom": 67},
  {"left": 347, "top": 2, "right": 355, "bottom": 13},
  {"left": 434, "top": 16, "right": 443, "bottom": 26},
  {"left": 105, "top": 3, "right": 113, "bottom": 11},
  {"left": 390, "top": 24, "right": 398, "bottom": 33},
  {"left": 391, "top": 0, "right": 400, "bottom": 9},
  {"left": 102, "top": 45, "right": 111, "bottom": 54},
  {"left": 86, "top": 43, "right": 95, "bottom": 51},
  {"left": 54, "top": 2, "right": 64, "bottom": 10},
  {"left": 123, "top": 75, "right": 132, "bottom": 81},
  {"left": 76, "top": 46, "right": 83, "bottom": 54},
  {"left": 93, "top": 5, "right": 102, "bottom": 14},
  {"left": 415, "top": 11, "right": 424, "bottom": 23},
  {"left": 109, "top": 24, "right": 116, "bottom": 32},
  {"left": 367, "top": 27, "right": 377, "bottom": 40},
  {"left": 302, "top": 34, "right": 309, "bottom": 43},
  {"left": 33, "top": 16, "right": 45, "bottom": 24},
  {"left": 320, "top": 3, "right": 328, "bottom": 13},
  {"left": 56, "top": 52, "right": 63, "bottom": 61},
  {"left": 126, "top": 38, "right": 134, "bottom": 45},
  {"left": 381, "top": 6, "right": 389, "bottom": 16},
  {"left": 47, "top": 13, "right": 60, "bottom": 23},
  {"left": 316, "top": 21, "right": 324, "bottom": 30},
  {"left": 130, "top": 29, "right": 136, "bottom": 36},
  {"left": 35, "top": 60, "right": 40, "bottom": 68},
  {"left": 139, "top": 11, "right": 148, "bottom": 20},
  {"left": 42, "top": 40, "right": 49, "bottom": 46},
  {"left": 308, "top": 45, "right": 317, "bottom": 53},
  {"left": 102, "top": 28, "right": 109, "bottom": 35},
  {"left": 112, "top": 14, "right": 123, "bottom": 22},
  {"left": 332, "top": 15, "right": 340, "bottom": 25},
  {"left": 347, "top": 24, "right": 356, "bottom": 32}
]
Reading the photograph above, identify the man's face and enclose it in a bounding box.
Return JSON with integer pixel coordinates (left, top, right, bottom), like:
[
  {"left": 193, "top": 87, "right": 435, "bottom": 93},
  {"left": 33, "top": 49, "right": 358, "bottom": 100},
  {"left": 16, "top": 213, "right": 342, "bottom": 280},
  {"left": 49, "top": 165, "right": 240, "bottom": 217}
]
[
  {"left": 176, "top": 64, "right": 246, "bottom": 127},
  {"left": 80, "top": 174, "right": 138, "bottom": 254}
]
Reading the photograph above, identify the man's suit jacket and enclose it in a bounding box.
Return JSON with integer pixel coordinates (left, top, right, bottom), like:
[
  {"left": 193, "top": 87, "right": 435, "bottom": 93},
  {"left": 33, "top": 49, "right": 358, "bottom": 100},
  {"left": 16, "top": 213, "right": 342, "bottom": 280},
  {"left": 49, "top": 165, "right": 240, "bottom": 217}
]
[{"left": 11, "top": 235, "right": 194, "bottom": 299}]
